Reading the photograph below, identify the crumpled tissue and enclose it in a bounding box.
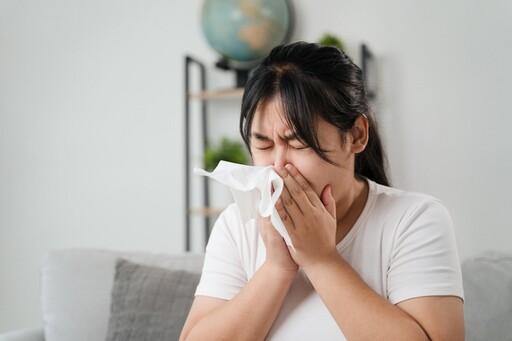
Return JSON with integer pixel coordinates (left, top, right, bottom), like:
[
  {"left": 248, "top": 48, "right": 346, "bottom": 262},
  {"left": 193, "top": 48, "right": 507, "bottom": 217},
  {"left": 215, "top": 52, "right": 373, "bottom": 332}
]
[{"left": 194, "top": 160, "right": 293, "bottom": 249}]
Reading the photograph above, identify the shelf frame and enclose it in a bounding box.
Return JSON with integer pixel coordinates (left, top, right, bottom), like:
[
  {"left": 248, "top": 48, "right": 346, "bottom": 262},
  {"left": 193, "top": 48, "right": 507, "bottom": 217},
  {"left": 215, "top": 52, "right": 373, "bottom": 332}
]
[{"left": 184, "top": 56, "right": 211, "bottom": 251}]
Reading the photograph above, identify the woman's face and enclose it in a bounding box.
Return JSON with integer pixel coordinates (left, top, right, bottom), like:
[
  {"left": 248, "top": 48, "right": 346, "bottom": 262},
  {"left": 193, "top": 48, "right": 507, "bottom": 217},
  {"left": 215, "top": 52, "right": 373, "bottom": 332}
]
[{"left": 249, "top": 98, "right": 359, "bottom": 203}]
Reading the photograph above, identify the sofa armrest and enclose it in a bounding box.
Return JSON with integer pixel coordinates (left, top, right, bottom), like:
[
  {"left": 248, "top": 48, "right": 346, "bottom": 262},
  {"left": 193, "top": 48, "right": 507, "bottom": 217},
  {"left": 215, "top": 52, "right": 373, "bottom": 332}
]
[{"left": 0, "top": 327, "right": 44, "bottom": 341}]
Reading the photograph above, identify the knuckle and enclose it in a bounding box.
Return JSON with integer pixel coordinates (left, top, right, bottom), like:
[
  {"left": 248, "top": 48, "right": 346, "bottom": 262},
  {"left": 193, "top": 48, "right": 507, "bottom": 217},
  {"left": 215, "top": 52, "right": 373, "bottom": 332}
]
[
  {"left": 280, "top": 211, "right": 289, "bottom": 222},
  {"left": 284, "top": 195, "right": 294, "bottom": 206},
  {"left": 291, "top": 187, "right": 302, "bottom": 196},
  {"left": 299, "top": 181, "right": 309, "bottom": 191}
]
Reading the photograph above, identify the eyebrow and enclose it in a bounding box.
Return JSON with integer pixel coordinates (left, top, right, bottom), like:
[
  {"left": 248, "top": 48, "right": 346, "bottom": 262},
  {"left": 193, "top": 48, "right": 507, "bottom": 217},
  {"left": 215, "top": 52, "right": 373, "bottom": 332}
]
[{"left": 251, "top": 132, "right": 298, "bottom": 141}]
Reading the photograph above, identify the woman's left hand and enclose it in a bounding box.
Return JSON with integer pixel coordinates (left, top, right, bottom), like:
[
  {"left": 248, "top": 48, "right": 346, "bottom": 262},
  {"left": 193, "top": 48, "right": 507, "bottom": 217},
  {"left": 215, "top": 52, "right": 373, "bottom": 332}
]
[{"left": 274, "top": 164, "right": 340, "bottom": 270}]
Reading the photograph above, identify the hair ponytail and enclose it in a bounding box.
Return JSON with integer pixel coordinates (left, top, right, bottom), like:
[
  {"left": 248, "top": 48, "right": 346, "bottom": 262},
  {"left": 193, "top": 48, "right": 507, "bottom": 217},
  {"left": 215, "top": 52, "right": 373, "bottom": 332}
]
[{"left": 355, "top": 113, "right": 389, "bottom": 186}]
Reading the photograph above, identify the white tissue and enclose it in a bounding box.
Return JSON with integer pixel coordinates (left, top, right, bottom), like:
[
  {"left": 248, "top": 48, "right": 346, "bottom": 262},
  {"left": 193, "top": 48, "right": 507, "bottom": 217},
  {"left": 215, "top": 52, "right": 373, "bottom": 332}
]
[{"left": 194, "top": 160, "right": 293, "bottom": 249}]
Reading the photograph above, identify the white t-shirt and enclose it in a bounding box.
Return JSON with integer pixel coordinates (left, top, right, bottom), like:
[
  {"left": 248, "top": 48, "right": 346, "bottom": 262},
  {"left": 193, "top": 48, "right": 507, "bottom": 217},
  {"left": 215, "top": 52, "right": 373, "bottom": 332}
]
[{"left": 195, "top": 179, "right": 464, "bottom": 340}]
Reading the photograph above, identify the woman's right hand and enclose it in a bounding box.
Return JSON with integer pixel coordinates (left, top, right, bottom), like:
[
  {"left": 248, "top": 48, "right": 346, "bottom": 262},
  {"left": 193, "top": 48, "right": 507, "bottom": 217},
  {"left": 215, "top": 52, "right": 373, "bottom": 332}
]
[{"left": 258, "top": 215, "right": 299, "bottom": 275}]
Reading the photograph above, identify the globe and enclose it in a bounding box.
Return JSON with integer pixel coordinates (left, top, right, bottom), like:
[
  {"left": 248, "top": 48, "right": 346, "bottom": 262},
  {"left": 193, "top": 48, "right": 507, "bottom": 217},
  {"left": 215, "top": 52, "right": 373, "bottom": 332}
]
[{"left": 201, "top": 0, "right": 293, "bottom": 68}]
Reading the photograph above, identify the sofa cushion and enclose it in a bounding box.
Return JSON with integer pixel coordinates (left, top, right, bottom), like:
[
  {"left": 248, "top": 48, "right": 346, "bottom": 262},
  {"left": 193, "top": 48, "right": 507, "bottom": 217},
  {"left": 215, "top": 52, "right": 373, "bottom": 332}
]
[
  {"left": 462, "top": 251, "right": 512, "bottom": 341},
  {"left": 41, "top": 249, "right": 204, "bottom": 341},
  {"left": 105, "top": 259, "right": 200, "bottom": 341}
]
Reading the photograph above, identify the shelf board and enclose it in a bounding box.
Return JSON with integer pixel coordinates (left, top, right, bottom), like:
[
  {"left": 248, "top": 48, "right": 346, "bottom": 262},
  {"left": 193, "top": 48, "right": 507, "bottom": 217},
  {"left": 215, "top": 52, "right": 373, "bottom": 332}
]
[
  {"left": 188, "top": 88, "right": 244, "bottom": 100},
  {"left": 188, "top": 207, "right": 225, "bottom": 217}
]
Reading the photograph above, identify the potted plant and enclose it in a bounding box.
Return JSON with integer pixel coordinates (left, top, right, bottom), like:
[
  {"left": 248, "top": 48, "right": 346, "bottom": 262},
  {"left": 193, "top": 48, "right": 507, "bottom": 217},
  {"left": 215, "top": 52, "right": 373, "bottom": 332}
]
[
  {"left": 204, "top": 136, "right": 250, "bottom": 171},
  {"left": 318, "top": 33, "right": 345, "bottom": 51},
  {"left": 203, "top": 137, "right": 250, "bottom": 206}
]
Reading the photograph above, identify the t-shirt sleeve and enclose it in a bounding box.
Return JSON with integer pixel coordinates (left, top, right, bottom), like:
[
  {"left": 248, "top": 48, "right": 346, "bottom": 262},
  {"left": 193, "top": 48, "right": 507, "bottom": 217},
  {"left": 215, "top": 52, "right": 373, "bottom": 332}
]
[
  {"left": 195, "top": 205, "right": 248, "bottom": 300},
  {"left": 387, "top": 197, "right": 464, "bottom": 304}
]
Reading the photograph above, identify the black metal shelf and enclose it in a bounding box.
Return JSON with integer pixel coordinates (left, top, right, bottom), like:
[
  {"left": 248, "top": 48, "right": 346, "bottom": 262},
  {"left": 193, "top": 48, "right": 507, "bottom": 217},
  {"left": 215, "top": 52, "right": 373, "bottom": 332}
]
[
  {"left": 184, "top": 56, "right": 243, "bottom": 252},
  {"left": 184, "top": 56, "right": 209, "bottom": 252}
]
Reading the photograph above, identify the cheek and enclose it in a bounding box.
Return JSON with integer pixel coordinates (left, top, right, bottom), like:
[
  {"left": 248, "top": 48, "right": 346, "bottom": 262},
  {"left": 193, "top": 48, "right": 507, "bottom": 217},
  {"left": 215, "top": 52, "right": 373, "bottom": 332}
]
[{"left": 251, "top": 150, "right": 272, "bottom": 167}]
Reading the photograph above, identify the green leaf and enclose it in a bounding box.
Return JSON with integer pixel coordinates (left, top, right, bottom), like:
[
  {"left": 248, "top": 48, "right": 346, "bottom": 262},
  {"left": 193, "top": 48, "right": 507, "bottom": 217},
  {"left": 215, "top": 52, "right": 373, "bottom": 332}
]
[
  {"left": 318, "top": 33, "right": 345, "bottom": 51},
  {"left": 204, "top": 137, "right": 249, "bottom": 171}
]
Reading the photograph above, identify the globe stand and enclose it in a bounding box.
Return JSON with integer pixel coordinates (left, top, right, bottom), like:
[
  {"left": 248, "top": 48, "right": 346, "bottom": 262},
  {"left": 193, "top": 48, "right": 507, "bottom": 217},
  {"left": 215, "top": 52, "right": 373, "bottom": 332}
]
[
  {"left": 215, "top": 57, "right": 251, "bottom": 88},
  {"left": 235, "top": 69, "right": 249, "bottom": 88}
]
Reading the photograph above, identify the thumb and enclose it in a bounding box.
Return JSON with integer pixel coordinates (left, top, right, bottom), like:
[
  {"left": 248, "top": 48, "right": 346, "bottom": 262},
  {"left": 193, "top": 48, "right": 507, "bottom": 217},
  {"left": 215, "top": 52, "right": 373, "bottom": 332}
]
[{"left": 321, "top": 185, "right": 336, "bottom": 219}]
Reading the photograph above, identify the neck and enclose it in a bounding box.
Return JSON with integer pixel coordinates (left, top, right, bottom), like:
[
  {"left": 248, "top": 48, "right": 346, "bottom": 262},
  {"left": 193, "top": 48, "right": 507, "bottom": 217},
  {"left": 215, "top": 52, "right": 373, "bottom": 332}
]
[{"left": 335, "top": 178, "right": 369, "bottom": 244}]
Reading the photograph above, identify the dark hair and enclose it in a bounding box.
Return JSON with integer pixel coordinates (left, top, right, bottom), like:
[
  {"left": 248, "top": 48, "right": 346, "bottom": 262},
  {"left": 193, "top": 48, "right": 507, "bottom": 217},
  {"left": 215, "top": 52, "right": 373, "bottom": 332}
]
[{"left": 239, "top": 41, "right": 389, "bottom": 186}]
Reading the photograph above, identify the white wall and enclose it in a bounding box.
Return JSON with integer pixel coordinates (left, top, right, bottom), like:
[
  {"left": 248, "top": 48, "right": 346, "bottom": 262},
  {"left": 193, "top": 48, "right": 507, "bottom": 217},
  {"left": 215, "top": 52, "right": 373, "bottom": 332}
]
[{"left": 1, "top": 0, "right": 511, "bottom": 332}]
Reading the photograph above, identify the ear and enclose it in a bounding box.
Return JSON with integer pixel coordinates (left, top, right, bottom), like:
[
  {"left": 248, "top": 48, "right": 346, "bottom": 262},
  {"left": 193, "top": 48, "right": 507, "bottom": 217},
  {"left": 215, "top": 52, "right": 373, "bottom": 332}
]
[{"left": 350, "top": 115, "right": 369, "bottom": 154}]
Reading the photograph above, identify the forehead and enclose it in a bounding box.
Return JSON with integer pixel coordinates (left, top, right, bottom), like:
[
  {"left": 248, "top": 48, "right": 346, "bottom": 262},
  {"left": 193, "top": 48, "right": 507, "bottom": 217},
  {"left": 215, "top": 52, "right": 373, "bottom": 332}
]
[
  {"left": 250, "top": 98, "right": 340, "bottom": 146},
  {"left": 251, "top": 98, "right": 291, "bottom": 131}
]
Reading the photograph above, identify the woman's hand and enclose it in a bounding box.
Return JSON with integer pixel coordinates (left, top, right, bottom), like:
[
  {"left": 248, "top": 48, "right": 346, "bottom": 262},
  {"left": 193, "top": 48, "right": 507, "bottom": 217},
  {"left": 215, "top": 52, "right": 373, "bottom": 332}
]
[
  {"left": 258, "top": 214, "right": 299, "bottom": 275},
  {"left": 274, "top": 164, "right": 340, "bottom": 270}
]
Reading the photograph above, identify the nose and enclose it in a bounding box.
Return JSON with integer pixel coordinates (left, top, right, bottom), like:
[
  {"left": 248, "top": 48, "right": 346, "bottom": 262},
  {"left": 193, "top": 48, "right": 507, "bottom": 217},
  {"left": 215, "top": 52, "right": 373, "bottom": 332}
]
[{"left": 273, "top": 145, "right": 289, "bottom": 168}]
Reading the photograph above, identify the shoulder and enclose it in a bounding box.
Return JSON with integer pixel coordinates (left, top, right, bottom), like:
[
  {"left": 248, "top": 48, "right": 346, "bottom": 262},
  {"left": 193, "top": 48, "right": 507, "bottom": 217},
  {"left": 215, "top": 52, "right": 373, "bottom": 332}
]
[
  {"left": 364, "top": 180, "right": 457, "bottom": 259},
  {"left": 368, "top": 180, "right": 451, "bottom": 227},
  {"left": 371, "top": 180, "right": 445, "bottom": 209},
  {"left": 365, "top": 182, "right": 464, "bottom": 303},
  {"left": 208, "top": 203, "right": 247, "bottom": 246},
  {"left": 198, "top": 204, "right": 264, "bottom": 299},
  {"left": 214, "top": 203, "right": 244, "bottom": 228},
  {"left": 207, "top": 203, "right": 261, "bottom": 256}
]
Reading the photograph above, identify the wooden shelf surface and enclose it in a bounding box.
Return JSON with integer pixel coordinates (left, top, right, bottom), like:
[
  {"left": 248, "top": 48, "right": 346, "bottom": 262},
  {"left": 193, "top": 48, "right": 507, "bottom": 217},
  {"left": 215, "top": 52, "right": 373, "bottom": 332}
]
[
  {"left": 188, "top": 88, "right": 244, "bottom": 100},
  {"left": 188, "top": 207, "right": 226, "bottom": 217}
]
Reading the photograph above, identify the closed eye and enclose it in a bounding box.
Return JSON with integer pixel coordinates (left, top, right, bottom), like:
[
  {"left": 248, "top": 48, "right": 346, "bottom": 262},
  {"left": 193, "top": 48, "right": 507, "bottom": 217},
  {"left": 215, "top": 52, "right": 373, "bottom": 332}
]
[
  {"left": 250, "top": 132, "right": 274, "bottom": 151},
  {"left": 252, "top": 145, "right": 273, "bottom": 150}
]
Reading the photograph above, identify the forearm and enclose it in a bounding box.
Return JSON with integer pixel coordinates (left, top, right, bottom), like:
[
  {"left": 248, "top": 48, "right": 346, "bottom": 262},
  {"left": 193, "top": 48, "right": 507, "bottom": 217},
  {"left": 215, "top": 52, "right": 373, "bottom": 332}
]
[
  {"left": 305, "top": 257, "right": 429, "bottom": 341},
  {"left": 183, "top": 263, "right": 295, "bottom": 341}
]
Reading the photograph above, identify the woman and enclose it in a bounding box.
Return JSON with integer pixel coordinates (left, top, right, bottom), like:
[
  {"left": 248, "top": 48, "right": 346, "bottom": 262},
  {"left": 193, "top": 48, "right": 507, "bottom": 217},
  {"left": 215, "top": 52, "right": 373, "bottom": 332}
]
[{"left": 180, "top": 42, "right": 464, "bottom": 340}]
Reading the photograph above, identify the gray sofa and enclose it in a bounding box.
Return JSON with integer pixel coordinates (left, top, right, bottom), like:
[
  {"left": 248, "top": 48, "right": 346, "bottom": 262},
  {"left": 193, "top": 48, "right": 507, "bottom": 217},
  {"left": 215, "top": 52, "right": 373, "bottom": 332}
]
[
  {"left": 0, "top": 249, "right": 204, "bottom": 341},
  {"left": 0, "top": 249, "right": 511, "bottom": 341}
]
